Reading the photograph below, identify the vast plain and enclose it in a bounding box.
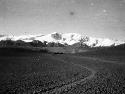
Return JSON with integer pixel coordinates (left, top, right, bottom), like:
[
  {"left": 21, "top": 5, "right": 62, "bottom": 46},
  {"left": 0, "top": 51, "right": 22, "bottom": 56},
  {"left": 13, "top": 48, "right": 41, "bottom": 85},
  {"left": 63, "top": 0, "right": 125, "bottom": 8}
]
[{"left": 0, "top": 47, "right": 125, "bottom": 94}]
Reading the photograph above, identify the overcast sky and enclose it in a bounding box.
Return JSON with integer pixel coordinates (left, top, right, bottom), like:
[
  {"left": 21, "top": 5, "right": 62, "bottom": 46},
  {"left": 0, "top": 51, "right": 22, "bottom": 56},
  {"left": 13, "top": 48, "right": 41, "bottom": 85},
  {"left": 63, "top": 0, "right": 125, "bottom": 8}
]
[{"left": 0, "top": 0, "right": 125, "bottom": 40}]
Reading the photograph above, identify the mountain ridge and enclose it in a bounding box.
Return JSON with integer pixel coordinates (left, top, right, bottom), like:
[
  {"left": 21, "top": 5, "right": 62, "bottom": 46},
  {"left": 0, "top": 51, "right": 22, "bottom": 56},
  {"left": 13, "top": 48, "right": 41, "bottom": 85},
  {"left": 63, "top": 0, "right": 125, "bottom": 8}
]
[{"left": 0, "top": 32, "right": 124, "bottom": 47}]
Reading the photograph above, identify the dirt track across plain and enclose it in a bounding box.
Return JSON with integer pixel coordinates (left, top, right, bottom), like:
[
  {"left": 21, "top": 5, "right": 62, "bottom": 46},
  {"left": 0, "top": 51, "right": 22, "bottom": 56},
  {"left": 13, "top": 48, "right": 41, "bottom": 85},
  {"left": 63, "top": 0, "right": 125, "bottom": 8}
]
[{"left": 40, "top": 55, "right": 97, "bottom": 94}]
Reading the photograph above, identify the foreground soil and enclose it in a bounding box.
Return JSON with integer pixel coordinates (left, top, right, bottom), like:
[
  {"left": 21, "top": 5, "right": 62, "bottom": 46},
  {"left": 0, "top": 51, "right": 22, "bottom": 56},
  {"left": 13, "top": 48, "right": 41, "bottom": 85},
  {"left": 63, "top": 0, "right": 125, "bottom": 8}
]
[
  {"left": 0, "top": 52, "right": 91, "bottom": 94},
  {"left": 0, "top": 51, "right": 125, "bottom": 94},
  {"left": 56, "top": 54, "right": 125, "bottom": 94}
]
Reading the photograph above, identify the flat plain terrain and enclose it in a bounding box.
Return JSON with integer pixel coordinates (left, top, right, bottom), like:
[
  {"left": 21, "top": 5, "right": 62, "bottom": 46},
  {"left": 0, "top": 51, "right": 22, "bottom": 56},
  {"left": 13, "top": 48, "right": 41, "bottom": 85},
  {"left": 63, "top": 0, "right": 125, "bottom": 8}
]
[{"left": 0, "top": 48, "right": 125, "bottom": 94}]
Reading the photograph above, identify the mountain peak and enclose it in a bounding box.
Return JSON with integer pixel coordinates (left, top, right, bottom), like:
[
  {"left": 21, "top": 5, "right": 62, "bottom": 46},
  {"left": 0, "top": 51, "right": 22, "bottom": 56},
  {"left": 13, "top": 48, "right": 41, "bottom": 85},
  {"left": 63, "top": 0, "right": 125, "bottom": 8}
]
[
  {"left": 50, "top": 32, "right": 61, "bottom": 35},
  {"left": 51, "top": 32, "right": 62, "bottom": 40}
]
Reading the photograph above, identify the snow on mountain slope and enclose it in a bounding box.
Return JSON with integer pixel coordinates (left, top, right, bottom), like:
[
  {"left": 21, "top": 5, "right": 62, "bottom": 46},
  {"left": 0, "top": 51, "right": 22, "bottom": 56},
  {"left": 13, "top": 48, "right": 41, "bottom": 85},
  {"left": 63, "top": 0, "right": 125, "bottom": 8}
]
[
  {"left": 35, "top": 32, "right": 82, "bottom": 45},
  {"left": 12, "top": 35, "right": 35, "bottom": 42},
  {"left": 0, "top": 32, "right": 124, "bottom": 47},
  {"left": 35, "top": 32, "right": 61, "bottom": 43},
  {"left": 84, "top": 37, "right": 115, "bottom": 47},
  {"left": 62, "top": 33, "right": 82, "bottom": 45},
  {"left": 0, "top": 35, "right": 14, "bottom": 41},
  {"left": 13, "top": 34, "right": 44, "bottom": 42}
]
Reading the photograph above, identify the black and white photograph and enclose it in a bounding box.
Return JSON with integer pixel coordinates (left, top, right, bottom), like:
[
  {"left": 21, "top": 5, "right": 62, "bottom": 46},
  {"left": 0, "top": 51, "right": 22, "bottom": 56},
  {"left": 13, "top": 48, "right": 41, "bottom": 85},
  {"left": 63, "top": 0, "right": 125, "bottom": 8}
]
[{"left": 0, "top": 0, "right": 125, "bottom": 93}]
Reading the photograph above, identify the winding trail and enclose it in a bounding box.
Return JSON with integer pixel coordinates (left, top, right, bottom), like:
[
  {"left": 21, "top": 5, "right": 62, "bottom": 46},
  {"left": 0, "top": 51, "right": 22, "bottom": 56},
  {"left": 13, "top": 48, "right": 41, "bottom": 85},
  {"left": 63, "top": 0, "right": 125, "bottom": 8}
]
[
  {"left": 33, "top": 54, "right": 125, "bottom": 94},
  {"left": 41, "top": 55, "right": 96, "bottom": 94}
]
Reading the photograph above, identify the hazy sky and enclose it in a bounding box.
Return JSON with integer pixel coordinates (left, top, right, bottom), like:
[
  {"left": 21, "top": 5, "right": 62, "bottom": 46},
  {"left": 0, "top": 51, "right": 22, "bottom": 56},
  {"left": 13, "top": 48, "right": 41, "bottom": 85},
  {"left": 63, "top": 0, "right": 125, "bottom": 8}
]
[{"left": 0, "top": 0, "right": 125, "bottom": 40}]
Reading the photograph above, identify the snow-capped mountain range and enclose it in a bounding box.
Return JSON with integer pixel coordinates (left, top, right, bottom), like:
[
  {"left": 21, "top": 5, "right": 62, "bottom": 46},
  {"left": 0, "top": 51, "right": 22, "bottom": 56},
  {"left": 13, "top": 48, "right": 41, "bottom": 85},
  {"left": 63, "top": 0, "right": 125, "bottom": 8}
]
[{"left": 0, "top": 32, "right": 124, "bottom": 47}]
